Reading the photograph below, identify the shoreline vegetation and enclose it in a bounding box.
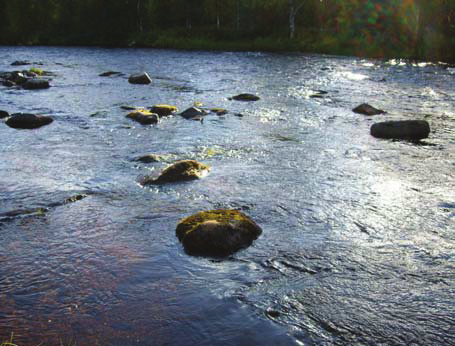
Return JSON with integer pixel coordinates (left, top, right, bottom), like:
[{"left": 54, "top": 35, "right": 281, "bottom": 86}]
[{"left": 0, "top": 1, "right": 455, "bottom": 63}]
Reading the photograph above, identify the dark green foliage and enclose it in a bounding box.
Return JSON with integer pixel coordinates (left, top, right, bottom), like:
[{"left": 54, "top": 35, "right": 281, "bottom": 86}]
[{"left": 0, "top": 0, "right": 455, "bottom": 62}]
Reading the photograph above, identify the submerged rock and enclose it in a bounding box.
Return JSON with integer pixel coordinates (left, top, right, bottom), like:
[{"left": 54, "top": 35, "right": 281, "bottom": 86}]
[
  {"left": 353, "top": 103, "right": 385, "bottom": 115},
  {"left": 22, "top": 78, "right": 51, "bottom": 90},
  {"left": 11, "top": 60, "right": 31, "bottom": 66},
  {"left": 135, "top": 154, "right": 163, "bottom": 163},
  {"left": 128, "top": 72, "right": 152, "bottom": 84},
  {"left": 176, "top": 209, "right": 262, "bottom": 256},
  {"left": 149, "top": 104, "right": 178, "bottom": 117},
  {"left": 229, "top": 93, "right": 260, "bottom": 101},
  {"left": 99, "top": 71, "right": 122, "bottom": 77},
  {"left": 180, "top": 107, "right": 207, "bottom": 120},
  {"left": 126, "top": 110, "right": 159, "bottom": 125},
  {"left": 6, "top": 113, "right": 53, "bottom": 129},
  {"left": 141, "top": 160, "right": 210, "bottom": 185},
  {"left": 0, "top": 110, "right": 9, "bottom": 119},
  {"left": 211, "top": 108, "right": 228, "bottom": 115},
  {"left": 370, "top": 120, "right": 430, "bottom": 140}
]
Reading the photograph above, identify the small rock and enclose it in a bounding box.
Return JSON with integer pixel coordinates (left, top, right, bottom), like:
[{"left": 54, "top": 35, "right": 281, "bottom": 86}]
[
  {"left": 22, "top": 78, "right": 51, "bottom": 90},
  {"left": 229, "top": 93, "right": 260, "bottom": 101},
  {"left": 126, "top": 110, "right": 159, "bottom": 125},
  {"left": 120, "top": 105, "right": 140, "bottom": 110},
  {"left": 210, "top": 108, "right": 228, "bottom": 116},
  {"left": 11, "top": 72, "right": 28, "bottom": 85},
  {"left": 175, "top": 209, "right": 262, "bottom": 257},
  {"left": 180, "top": 107, "right": 207, "bottom": 119},
  {"left": 11, "top": 60, "right": 31, "bottom": 66},
  {"left": 141, "top": 160, "right": 210, "bottom": 185},
  {"left": 0, "top": 110, "right": 9, "bottom": 119},
  {"left": 370, "top": 120, "right": 430, "bottom": 140},
  {"left": 99, "top": 71, "right": 122, "bottom": 77},
  {"left": 353, "top": 103, "right": 385, "bottom": 115},
  {"left": 6, "top": 113, "right": 54, "bottom": 129},
  {"left": 135, "top": 154, "right": 163, "bottom": 163},
  {"left": 149, "top": 104, "right": 178, "bottom": 117},
  {"left": 128, "top": 72, "right": 152, "bottom": 84}
]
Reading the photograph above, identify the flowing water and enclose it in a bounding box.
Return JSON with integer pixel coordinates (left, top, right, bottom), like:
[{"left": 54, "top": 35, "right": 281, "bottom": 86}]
[{"left": 0, "top": 47, "right": 454, "bottom": 345}]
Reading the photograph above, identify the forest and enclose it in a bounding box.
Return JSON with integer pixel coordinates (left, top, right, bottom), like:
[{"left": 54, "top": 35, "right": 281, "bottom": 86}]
[{"left": 0, "top": 0, "right": 455, "bottom": 62}]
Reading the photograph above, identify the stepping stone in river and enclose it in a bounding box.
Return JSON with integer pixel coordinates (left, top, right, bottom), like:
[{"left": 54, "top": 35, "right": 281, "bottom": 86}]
[
  {"left": 229, "top": 93, "right": 260, "bottom": 101},
  {"left": 176, "top": 209, "right": 262, "bottom": 257},
  {"left": 140, "top": 160, "right": 210, "bottom": 185},
  {"left": 353, "top": 103, "right": 385, "bottom": 115},
  {"left": 128, "top": 72, "right": 152, "bottom": 84},
  {"left": 6, "top": 113, "right": 53, "bottom": 129},
  {"left": 370, "top": 120, "right": 430, "bottom": 140}
]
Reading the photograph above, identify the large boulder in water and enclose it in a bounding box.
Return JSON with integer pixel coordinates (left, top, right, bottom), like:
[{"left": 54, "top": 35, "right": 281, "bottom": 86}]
[
  {"left": 141, "top": 160, "right": 210, "bottom": 185},
  {"left": 176, "top": 209, "right": 262, "bottom": 257},
  {"left": 22, "top": 78, "right": 51, "bottom": 90},
  {"left": 229, "top": 93, "right": 260, "bottom": 101},
  {"left": 352, "top": 103, "right": 385, "bottom": 115},
  {"left": 149, "top": 104, "right": 178, "bottom": 117},
  {"left": 6, "top": 113, "right": 53, "bottom": 129},
  {"left": 128, "top": 72, "right": 152, "bottom": 84},
  {"left": 370, "top": 120, "right": 430, "bottom": 140},
  {"left": 126, "top": 110, "right": 159, "bottom": 125},
  {"left": 0, "top": 110, "right": 9, "bottom": 119}
]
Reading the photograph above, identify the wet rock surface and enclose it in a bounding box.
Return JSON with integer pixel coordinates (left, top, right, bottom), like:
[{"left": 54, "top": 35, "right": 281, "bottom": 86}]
[
  {"left": 352, "top": 103, "right": 385, "bottom": 115},
  {"left": 370, "top": 120, "right": 430, "bottom": 140},
  {"left": 141, "top": 160, "right": 210, "bottom": 185},
  {"left": 176, "top": 209, "right": 262, "bottom": 257},
  {"left": 5, "top": 113, "right": 54, "bottom": 129}
]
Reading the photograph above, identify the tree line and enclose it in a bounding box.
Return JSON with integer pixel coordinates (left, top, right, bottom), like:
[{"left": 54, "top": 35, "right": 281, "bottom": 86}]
[{"left": 0, "top": 0, "right": 454, "bottom": 61}]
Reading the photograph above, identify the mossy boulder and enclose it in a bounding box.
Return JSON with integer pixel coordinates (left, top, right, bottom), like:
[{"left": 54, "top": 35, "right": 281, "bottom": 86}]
[
  {"left": 149, "top": 104, "right": 178, "bottom": 117},
  {"left": 22, "top": 78, "right": 50, "bottom": 90},
  {"left": 370, "top": 120, "right": 430, "bottom": 140},
  {"left": 353, "top": 103, "right": 385, "bottom": 115},
  {"left": 141, "top": 160, "right": 210, "bottom": 185},
  {"left": 126, "top": 110, "right": 159, "bottom": 125},
  {"left": 229, "top": 93, "right": 260, "bottom": 101},
  {"left": 176, "top": 209, "right": 262, "bottom": 256},
  {"left": 128, "top": 72, "right": 152, "bottom": 84},
  {"left": 6, "top": 113, "right": 53, "bottom": 129}
]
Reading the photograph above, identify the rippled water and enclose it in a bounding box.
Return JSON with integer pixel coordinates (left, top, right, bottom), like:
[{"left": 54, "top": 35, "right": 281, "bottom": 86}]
[{"left": 0, "top": 47, "right": 454, "bottom": 345}]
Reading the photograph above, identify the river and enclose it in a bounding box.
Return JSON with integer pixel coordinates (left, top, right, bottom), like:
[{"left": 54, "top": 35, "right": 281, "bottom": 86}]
[{"left": 0, "top": 47, "right": 454, "bottom": 345}]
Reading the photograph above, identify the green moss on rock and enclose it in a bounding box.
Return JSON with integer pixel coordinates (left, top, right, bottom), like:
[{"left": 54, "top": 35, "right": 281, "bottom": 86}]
[
  {"left": 176, "top": 209, "right": 262, "bottom": 256},
  {"left": 141, "top": 159, "right": 210, "bottom": 185},
  {"left": 126, "top": 110, "right": 159, "bottom": 125}
]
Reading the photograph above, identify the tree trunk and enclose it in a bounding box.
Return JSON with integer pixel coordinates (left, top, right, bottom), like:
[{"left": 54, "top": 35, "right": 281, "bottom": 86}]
[{"left": 289, "top": 0, "right": 295, "bottom": 39}]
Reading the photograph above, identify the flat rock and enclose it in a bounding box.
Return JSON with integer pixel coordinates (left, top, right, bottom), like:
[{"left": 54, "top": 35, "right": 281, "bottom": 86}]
[
  {"left": 135, "top": 154, "right": 163, "bottom": 163},
  {"left": 22, "top": 78, "right": 51, "bottom": 90},
  {"left": 229, "top": 93, "right": 260, "bottom": 101},
  {"left": 126, "top": 110, "right": 159, "bottom": 125},
  {"left": 99, "top": 71, "right": 122, "bottom": 77},
  {"left": 141, "top": 160, "right": 210, "bottom": 185},
  {"left": 149, "top": 104, "right": 178, "bottom": 117},
  {"left": 6, "top": 113, "right": 53, "bottom": 129},
  {"left": 176, "top": 209, "right": 262, "bottom": 256},
  {"left": 370, "top": 120, "right": 430, "bottom": 140},
  {"left": 211, "top": 108, "right": 228, "bottom": 115},
  {"left": 128, "top": 72, "right": 152, "bottom": 84},
  {"left": 11, "top": 60, "right": 31, "bottom": 66},
  {"left": 353, "top": 103, "right": 385, "bottom": 115}
]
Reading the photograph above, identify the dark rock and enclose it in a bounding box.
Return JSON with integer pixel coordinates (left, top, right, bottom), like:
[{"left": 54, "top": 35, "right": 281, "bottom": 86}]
[
  {"left": 11, "top": 72, "right": 28, "bottom": 85},
  {"left": 22, "top": 78, "right": 51, "bottom": 90},
  {"left": 141, "top": 160, "right": 210, "bottom": 185},
  {"left": 120, "top": 105, "right": 139, "bottom": 110},
  {"left": 210, "top": 108, "right": 228, "bottom": 116},
  {"left": 229, "top": 93, "right": 260, "bottom": 101},
  {"left": 6, "top": 113, "right": 53, "bottom": 129},
  {"left": 128, "top": 72, "right": 152, "bottom": 84},
  {"left": 175, "top": 209, "right": 262, "bottom": 257},
  {"left": 0, "top": 110, "right": 9, "bottom": 118},
  {"left": 126, "top": 110, "right": 159, "bottom": 125},
  {"left": 135, "top": 154, "right": 163, "bottom": 163},
  {"left": 180, "top": 107, "right": 207, "bottom": 119},
  {"left": 99, "top": 71, "right": 122, "bottom": 77},
  {"left": 2, "top": 80, "right": 15, "bottom": 87},
  {"left": 149, "top": 104, "right": 178, "bottom": 117},
  {"left": 370, "top": 120, "right": 430, "bottom": 140},
  {"left": 353, "top": 103, "right": 385, "bottom": 115},
  {"left": 11, "top": 60, "right": 31, "bottom": 66}
]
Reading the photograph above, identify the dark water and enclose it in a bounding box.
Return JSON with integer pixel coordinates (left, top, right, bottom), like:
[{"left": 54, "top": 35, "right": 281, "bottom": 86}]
[{"left": 0, "top": 47, "right": 454, "bottom": 345}]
